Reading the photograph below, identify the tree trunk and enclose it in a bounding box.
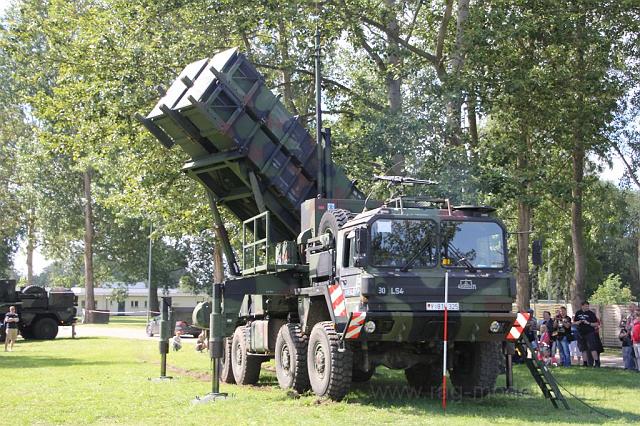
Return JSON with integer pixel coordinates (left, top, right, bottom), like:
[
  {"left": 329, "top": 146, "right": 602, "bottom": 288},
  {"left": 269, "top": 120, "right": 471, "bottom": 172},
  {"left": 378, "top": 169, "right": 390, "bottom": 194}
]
[
  {"left": 277, "top": 17, "right": 299, "bottom": 116},
  {"left": 516, "top": 201, "right": 531, "bottom": 310},
  {"left": 26, "top": 215, "right": 35, "bottom": 286},
  {"left": 148, "top": 226, "right": 159, "bottom": 315},
  {"left": 83, "top": 168, "right": 96, "bottom": 323},
  {"left": 570, "top": 146, "right": 586, "bottom": 312},
  {"left": 384, "top": 0, "right": 402, "bottom": 113},
  {"left": 516, "top": 130, "right": 532, "bottom": 310},
  {"left": 467, "top": 92, "right": 478, "bottom": 147}
]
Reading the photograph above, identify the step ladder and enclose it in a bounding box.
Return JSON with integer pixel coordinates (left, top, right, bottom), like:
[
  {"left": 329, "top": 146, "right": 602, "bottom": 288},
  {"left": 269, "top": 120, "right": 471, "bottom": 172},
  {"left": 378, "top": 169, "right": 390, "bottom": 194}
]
[{"left": 521, "top": 334, "right": 570, "bottom": 409}]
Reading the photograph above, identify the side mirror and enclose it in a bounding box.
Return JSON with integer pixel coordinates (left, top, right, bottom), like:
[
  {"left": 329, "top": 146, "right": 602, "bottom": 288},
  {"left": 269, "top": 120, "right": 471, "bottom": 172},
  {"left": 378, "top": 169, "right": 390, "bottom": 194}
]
[
  {"left": 354, "top": 227, "right": 368, "bottom": 267},
  {"left": 532, "top": 239, "right": 543, "bottom": 266}
]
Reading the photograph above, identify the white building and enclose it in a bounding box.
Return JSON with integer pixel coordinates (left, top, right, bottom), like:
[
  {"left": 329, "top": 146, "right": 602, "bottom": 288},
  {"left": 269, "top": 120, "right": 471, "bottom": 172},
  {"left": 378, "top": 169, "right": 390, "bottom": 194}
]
[{"left": 71, "top": 282, "right": 208, "bottom": 315}]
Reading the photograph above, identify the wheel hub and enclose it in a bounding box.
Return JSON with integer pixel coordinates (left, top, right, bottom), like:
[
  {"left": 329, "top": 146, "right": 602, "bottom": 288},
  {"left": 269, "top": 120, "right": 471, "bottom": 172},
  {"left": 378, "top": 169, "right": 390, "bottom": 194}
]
[
  {"left": 280, "top": 344, "right": 291, "bottom": 372},
  {"left": 234, "top": 343, "right": 243, "bottom": 366},
  {"left": 314, "top": 344, "right": 326, "bottom": 378}
]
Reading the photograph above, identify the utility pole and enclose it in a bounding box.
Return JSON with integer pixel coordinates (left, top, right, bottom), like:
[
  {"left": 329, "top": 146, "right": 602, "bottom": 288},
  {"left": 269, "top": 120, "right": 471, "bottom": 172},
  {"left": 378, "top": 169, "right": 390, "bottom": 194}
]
[{"left": 147, "top": 223, "right": 153, "bottom": 323}]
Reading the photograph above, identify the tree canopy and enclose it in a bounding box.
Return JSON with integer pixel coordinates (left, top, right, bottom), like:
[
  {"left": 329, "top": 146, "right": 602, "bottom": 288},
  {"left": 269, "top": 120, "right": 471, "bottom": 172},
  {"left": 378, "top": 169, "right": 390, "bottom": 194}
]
[{"left": 0, "top": 0, "right": 638, "bottom": 310}]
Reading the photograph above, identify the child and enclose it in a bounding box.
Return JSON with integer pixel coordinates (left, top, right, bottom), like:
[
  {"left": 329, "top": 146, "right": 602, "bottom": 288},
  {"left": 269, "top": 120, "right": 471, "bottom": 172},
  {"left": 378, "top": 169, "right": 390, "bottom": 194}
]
[
  {"left": 619, "top": 325, "right": 635, "bottom": 370},
  {"left": 172, "top": 331, "right": 182, "bottom": 351},
  {"left": 537, "top": 324, "right": 555, "bottom": 366},
  {"left": 195, "top": 332, "right": 207, "bottom": 352}
]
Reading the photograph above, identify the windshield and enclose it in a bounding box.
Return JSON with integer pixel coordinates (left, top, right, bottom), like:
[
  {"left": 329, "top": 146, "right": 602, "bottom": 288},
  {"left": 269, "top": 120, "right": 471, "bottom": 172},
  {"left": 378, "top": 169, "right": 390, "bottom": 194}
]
[
  {"left": 440, "top": 221, "right": 505, "bottom": 269},
  {"left": 371, "top": 219, "right": 437, "bottom": 268}
]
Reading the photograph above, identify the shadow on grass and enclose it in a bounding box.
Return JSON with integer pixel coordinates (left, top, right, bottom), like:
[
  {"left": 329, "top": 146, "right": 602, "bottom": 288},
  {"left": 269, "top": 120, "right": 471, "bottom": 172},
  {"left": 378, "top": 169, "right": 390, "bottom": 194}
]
[
  {"left": 165, "top": 358, "right": 640, "bottom": 423},
  {"left": 342, "top": 368, "right": 640, "bottom": 424},
  {"left": 1, "top": 354, "right": 117, "bottom": 369}
]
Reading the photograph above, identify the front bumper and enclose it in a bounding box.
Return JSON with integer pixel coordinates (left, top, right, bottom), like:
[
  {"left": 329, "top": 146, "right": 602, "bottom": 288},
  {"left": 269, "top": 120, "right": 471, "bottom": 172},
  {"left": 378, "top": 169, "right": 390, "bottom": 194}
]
[{"left": 356, "top": 311, "right": 516, "bottom": 343}]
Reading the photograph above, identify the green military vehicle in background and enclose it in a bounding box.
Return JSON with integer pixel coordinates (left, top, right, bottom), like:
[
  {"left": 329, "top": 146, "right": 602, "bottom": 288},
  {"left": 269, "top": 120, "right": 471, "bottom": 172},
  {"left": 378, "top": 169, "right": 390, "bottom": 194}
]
[
  {"left": 139, "top": 48, "right": 516, "bottom": 400},
  {"left": 0, "top": 279, "right": 77, "bottom": 341}
]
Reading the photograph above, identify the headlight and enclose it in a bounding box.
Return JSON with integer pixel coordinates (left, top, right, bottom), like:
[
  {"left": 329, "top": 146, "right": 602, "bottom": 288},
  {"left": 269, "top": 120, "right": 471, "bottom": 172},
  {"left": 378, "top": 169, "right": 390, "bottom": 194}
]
[
  {"left": 489, "top": 321, "right": 501, "bottom": 333},
  {"left": 364, "top": 320, "right": 376, "bottom": 334}
]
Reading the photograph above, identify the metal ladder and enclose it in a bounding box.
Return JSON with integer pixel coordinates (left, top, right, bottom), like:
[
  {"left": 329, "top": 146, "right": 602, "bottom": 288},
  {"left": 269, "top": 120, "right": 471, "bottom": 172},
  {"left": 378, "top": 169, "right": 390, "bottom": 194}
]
[{"left": 521, "top": 334, "right": 570, "bottom": 409}]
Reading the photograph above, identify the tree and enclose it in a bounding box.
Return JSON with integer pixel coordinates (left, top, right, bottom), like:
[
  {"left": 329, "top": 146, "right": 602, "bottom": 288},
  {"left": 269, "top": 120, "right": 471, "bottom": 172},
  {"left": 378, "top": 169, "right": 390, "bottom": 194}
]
[{"left": 590, "top": 274, "right": 636, "bottom": 305}]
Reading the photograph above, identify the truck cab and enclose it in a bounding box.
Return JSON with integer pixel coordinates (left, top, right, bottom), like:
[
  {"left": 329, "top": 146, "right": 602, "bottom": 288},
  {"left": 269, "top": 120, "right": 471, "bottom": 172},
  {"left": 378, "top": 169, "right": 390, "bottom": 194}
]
[{"left": 334, "top": 200, "right": 515, "bottom": 343}]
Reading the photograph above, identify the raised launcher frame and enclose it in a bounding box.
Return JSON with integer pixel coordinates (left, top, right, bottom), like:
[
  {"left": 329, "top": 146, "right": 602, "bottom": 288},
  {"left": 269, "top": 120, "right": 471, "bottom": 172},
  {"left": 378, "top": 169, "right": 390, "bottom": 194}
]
[{"left": 137, "top": 47, "right": 362, "bottom": 248}]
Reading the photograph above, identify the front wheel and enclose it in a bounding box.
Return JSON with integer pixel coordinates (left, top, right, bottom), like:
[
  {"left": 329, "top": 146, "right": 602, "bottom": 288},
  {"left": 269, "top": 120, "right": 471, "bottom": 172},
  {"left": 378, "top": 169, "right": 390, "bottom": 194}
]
[
  {"left": 275, "top": 323, "right": 310, "bottom": 393},
  {"left": 450, "top": 342, "right": 501, "bottom": 397},
  {"left": 307, "top": 321, "right": 352, "bottom": 401},
  {"left": 33, "top": 317, "right": 59, "bottom": 340}
]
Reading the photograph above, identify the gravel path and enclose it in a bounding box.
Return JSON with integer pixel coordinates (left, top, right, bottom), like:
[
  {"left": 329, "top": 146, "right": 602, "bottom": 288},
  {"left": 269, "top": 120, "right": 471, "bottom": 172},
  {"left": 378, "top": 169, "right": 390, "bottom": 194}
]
[{"left": 57, "top": 325, "right": 153, "bottom": 340}]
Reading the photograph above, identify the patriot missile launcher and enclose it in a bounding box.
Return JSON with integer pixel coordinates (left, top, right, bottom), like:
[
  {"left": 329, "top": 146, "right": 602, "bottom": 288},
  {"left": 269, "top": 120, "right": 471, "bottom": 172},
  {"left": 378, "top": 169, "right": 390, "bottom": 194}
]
[{"left": 139, "top": 48, "right": 516, "bottom": 401}]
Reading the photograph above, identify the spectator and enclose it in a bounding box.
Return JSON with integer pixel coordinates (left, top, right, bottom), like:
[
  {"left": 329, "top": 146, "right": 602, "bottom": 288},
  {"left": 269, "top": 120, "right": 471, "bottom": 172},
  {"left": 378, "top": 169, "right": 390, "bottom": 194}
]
[
  {"left": 625, "top": 303, "right": 638, "bottom": 332},
  {"left": 619, "top": 323, "right": 635, "bottom": 370},
  {"left": 195, "top": 331, "right": 207, "bottom": 352},
  {"left": 569, "top": 323, "right": 581, "bottom": 364},
  {"left": 573, "top": 301, "right": 600, "bottom": 367},
  {"left": 632, "top": 313, "right": 640, "bottom": 371},
  {"left": 4, "top": 306, "right": 19, "bottom": 352},
  {"left": 554, "top": 306, "right": 572, "bottom": 367},
  {"left": 172, "top": 330, "right": 182, "bottom": 351},
  {"left": 525, "top": 308, "right": 538, "bottom": 350}
]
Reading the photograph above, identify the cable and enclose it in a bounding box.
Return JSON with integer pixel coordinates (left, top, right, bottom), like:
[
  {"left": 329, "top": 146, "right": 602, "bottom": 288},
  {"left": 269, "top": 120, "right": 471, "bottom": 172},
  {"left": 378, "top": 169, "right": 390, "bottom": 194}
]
[{"left": 554, "top": 376, "right": 611, "bottom": 419}]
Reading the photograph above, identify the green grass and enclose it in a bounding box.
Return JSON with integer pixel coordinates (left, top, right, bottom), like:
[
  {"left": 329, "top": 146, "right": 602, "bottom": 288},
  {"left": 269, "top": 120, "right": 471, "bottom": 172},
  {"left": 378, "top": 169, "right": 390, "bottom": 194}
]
[{"left": 1, "top": 336, "right": 639, "bottom": 425}]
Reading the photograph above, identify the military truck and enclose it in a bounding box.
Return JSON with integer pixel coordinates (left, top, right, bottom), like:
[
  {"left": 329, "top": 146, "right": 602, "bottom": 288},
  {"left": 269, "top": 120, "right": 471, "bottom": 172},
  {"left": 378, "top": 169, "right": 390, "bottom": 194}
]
[
  {"left": 139, "top": 48, "right": 516, "bottom": 401},
  {"left": 0, "top": 279, "right": 77, "bottom": 341}
]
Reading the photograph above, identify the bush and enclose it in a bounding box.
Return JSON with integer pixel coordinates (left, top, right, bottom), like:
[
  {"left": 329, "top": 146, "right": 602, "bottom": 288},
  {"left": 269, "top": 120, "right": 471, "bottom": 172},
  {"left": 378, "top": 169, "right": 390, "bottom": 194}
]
[{"left": 590, "top": 274, "right": 636, "bottom": 305}]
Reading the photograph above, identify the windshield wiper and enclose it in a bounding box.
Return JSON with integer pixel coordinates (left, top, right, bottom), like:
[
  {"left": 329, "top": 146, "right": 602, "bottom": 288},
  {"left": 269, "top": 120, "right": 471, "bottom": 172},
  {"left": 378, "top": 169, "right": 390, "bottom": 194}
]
[
  {"left": 400, "top": 240, "right": 434, "bottom": 272},
  {"left": 446, "top": 242, "right": 477, "bottom": 273}
]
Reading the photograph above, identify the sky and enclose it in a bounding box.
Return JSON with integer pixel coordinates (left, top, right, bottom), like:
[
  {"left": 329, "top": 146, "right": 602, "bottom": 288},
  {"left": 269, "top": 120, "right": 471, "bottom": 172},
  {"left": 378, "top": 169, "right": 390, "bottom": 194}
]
[{"left": 0, "top": 0, "right": 11, "bottom": 17}]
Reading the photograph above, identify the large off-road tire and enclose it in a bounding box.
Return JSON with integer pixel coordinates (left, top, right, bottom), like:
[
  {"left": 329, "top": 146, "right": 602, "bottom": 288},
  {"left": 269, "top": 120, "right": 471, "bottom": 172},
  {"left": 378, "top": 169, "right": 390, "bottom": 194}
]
[
  {"left": 450, "top": 342, "right": 501, "bottom": 397},
  {"left": 20, "top": 326, "right": 34, "bottom": 340},
  {"left": 307, "top": 321, "right": 352, "bottom": 401},
  {"left": 231, "top": 325, "right": 262, "bottom": 385},
  {"left": 32, "top": 317, "right": 59, "bottom": 340},
  {"left": 404, "top": 362, "right": 442, "bottom": 395},
  {"left": 220, "top": 336, "right": 236, "bottom": 384},
  {"left": 318, "top": 209, "right": 352, "bottom": 239},
  {"left": 352, "top": 366, "right": 376, "bottom": 383},
  {"left": 22, "top": 285, "right": 47, "bottom": 295},
  {"left": 275, "top": 323, "right": 310, "bottom": 393}
]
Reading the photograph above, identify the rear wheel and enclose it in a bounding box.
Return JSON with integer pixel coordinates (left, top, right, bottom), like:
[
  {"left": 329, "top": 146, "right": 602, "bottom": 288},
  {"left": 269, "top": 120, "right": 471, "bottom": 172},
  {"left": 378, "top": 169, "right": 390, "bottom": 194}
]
[
  {"left": 405, "top": 362, "right": 442, "bottom": 396},
  {"left": 352, "top": 366, "right": 376, "bottom": 383},
  {"left": 450, "top": 342, "right": 501, "bottom": 397},
  {"left": 231, "top": 325, "right": 262, "bottom": 385},
  {"left": 307, "top": 321, "right": 352, "bottom": 401},
  {"left": 275, "top": 323, "right": 310, "bottom": 393},
  {"left": 32, "top": 317, "right": 59, "bottom": 340},
  {"left": 220, "top": 337, "right": 235, "bottom": 384}
]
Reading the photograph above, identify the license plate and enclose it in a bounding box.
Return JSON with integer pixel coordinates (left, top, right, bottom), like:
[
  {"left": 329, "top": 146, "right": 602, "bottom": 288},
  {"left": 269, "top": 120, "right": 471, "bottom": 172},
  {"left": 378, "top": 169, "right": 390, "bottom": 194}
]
[{"left": 426, "top": 302, "right": 459, "bottom": 311}]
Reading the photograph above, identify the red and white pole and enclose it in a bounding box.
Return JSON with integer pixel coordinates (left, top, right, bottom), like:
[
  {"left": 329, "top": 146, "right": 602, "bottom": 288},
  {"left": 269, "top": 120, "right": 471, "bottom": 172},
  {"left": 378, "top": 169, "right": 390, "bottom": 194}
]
[{"left": 442, "top": 271, "right": 449, "bottom": 411}]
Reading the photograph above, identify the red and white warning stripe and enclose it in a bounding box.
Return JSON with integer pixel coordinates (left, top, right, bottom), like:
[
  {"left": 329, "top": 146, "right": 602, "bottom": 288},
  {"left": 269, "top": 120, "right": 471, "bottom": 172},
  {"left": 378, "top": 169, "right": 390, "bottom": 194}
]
[
  {"left": 345, "top": 311, "right": 366, "bottom": 339},
  {"left": 328, "top": 283, "right": 347, "bottom": 318},
  {"left": 506, "top": 311, "right": 530, "bottom": 341}
]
